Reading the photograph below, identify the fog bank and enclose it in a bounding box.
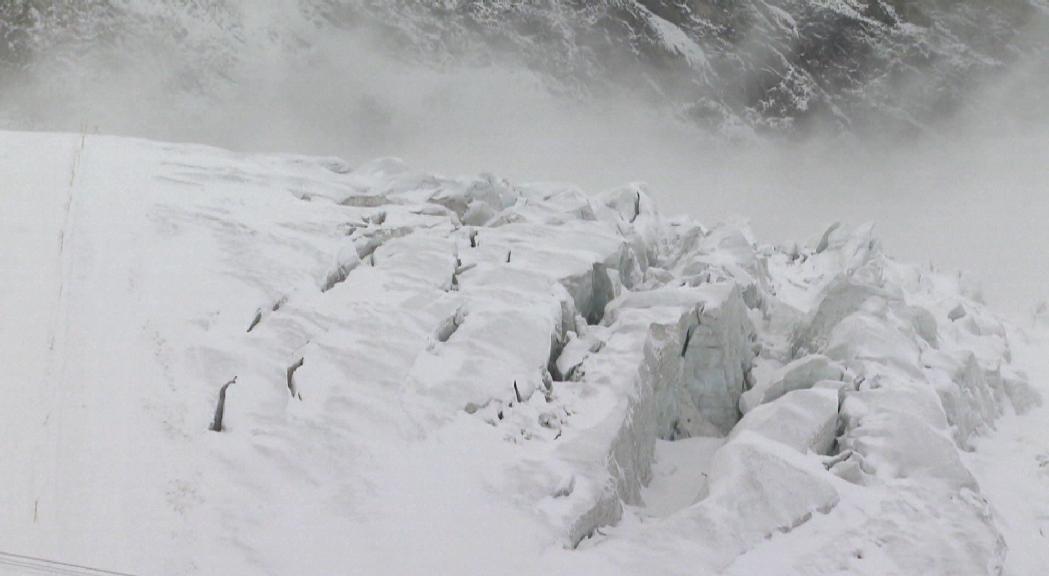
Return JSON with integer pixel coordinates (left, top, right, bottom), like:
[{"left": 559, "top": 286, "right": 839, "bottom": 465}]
[{"left": 1, "top": 1, "right": 1046, "bottom": 316}]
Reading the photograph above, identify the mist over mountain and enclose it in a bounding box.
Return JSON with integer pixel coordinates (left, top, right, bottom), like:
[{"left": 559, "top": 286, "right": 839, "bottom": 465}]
[
  {"left": 2, "top": 0, "right": 1046, "bottom": 136},
  {"left": 4, "top": 4, "right": 1049, "bottom": 575},
  {"left": 1, "top": 0, "right": 1047, "bottom": 314}
]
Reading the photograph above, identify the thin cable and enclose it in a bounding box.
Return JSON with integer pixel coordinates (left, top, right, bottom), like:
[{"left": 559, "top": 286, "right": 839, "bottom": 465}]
[{"left": 0, "top": 550, "right": 140, "bottom": 576}]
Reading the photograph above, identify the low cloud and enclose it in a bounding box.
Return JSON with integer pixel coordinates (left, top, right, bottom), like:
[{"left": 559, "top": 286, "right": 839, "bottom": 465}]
[{"left": 1, "top": 0, "right": 1046, "bottom": 315}]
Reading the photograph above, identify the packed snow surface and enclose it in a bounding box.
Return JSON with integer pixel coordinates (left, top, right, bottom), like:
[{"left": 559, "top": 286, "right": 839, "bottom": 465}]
[{"left": 1, "top": 130, "right": 1047, "bottom": 575}]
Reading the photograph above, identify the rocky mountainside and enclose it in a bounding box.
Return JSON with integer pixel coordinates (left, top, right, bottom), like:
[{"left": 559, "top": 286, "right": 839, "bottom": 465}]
[
  {"left": 334, "top": 0, "right": 1047, "bottom": 133},
  {"left": 2, "top": 0, "right": 1046, "bottom": 135},
  {"left": 2, "top": 129, "right": 1046, "bottom": 575}
]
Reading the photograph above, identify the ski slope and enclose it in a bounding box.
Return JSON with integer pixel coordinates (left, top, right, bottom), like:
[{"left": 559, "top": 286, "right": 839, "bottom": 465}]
[{"left": 1, "top": 130, "right": 1046, "bottom": 575}]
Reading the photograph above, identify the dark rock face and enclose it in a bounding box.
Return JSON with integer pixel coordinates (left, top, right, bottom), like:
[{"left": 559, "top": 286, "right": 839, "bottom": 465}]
[
  {"left": 1, "top": 0, "right": 118, "bottom": 65},
  {"left": 328, "top": 0, "right": 1044, "bottom": 134},
  {"left": 2, "top": 0, "right": 1045, "bottom": 135},
  {"left": 1, "top": 1, "right": 36, "bottom": 66}
]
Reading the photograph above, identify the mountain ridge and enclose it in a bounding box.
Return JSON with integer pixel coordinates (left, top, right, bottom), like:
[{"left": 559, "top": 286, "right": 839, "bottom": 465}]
[{"left": 2, "top": 0, "right": 1045, "bottom": 135}]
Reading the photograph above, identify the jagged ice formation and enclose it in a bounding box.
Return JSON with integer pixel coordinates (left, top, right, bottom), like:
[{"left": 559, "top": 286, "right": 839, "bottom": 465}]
[{"left": 0, "top": 130, "right": 1044, "bottom": 575}]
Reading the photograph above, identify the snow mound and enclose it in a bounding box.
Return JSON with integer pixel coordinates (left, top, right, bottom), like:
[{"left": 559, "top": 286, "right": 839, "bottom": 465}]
[{"left": 0, "top": 131, "right": 1038, "bottom": 575}]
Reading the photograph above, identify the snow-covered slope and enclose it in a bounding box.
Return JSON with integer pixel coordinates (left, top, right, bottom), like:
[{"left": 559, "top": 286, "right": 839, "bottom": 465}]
[{"left": 1, "top": 130, "right": 1046, "bottom": 575}]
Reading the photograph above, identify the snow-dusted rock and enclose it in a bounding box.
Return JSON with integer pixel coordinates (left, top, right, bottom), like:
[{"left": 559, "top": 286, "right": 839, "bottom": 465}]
[{"left": 7, "top": 2, "right": 1042, "bottom": 134}]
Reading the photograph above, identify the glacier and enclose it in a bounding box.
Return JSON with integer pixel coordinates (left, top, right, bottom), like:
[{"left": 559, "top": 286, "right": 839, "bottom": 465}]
[{"left": 1, "top": 130, "right": 1048, "bottom": 575}]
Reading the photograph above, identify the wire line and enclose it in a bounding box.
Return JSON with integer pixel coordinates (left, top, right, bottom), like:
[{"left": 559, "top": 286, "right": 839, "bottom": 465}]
[{"left": 0, "top": 550, "right": 140, "bottom": 576}]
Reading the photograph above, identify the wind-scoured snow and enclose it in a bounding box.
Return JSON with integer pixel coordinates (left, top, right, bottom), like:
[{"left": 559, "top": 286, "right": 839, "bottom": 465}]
[{"left": 1, "top": 130, "right": 1046, "bottom": 575}]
